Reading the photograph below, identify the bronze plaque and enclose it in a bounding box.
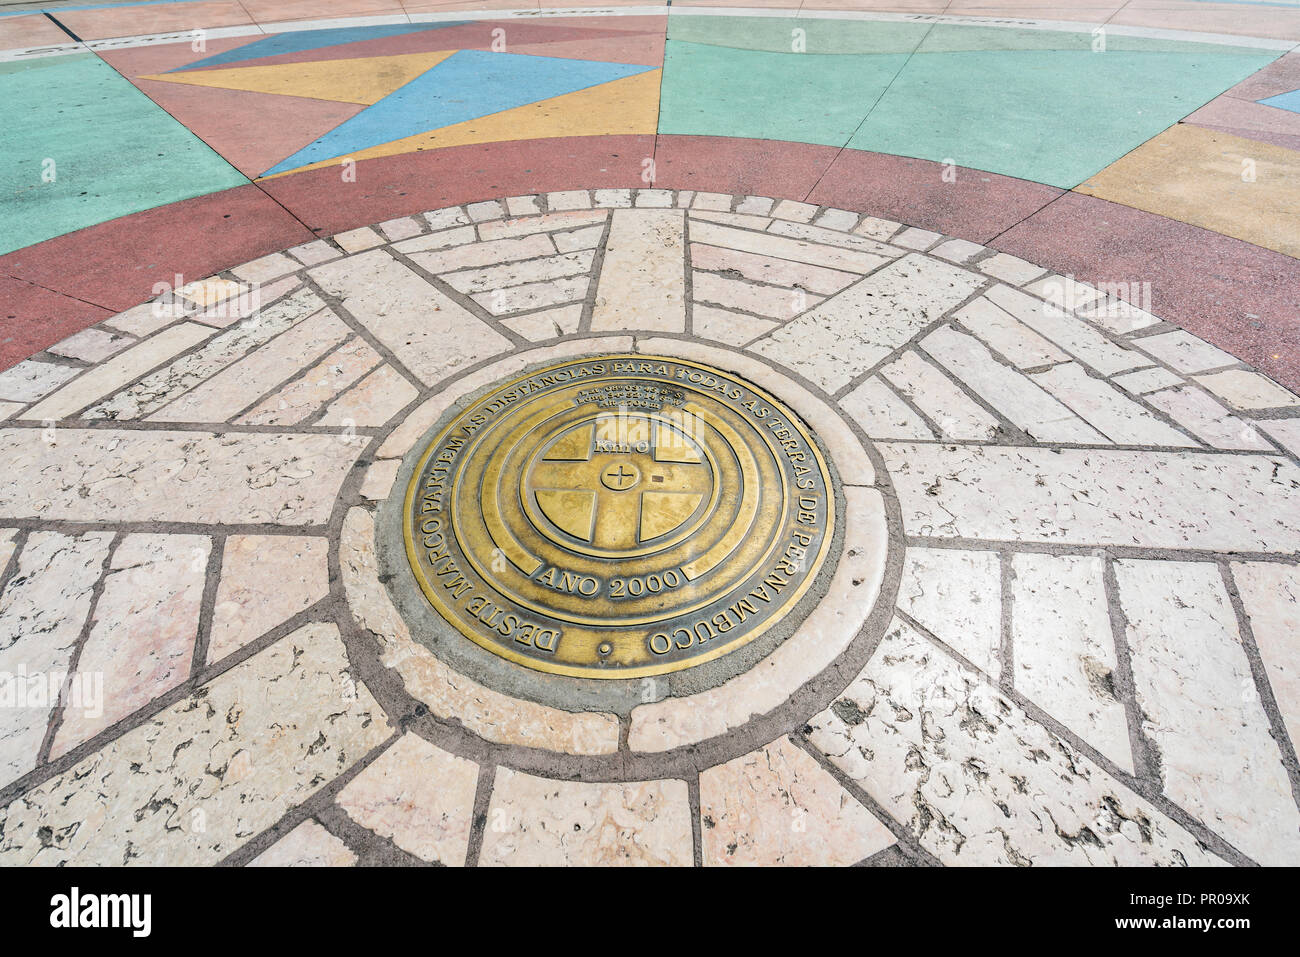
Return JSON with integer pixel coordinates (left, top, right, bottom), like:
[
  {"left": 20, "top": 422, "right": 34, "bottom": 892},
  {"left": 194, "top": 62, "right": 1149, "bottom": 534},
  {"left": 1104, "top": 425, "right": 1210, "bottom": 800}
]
[{"left": 402, "top": 355, "right": 834, "bottom": 678}]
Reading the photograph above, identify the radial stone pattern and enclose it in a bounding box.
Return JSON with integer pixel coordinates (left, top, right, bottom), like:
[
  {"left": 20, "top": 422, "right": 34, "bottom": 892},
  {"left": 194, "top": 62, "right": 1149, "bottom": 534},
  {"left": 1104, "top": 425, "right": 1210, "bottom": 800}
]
[{"left": 1, "top": 190, "right": 1299, "bottom": 869}]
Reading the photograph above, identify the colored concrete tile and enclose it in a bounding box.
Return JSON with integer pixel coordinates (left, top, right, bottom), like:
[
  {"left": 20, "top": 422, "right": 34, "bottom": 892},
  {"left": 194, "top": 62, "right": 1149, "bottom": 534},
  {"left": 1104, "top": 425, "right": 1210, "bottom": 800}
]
[
  {"left": 1220, "top": 49, "right": 1300, "bottom": 102},
  {"left": 1112, "top": 2, "right": 1300, "bottom": 42},
  {"left": 241, "top": 0, "right": 407, "bottom": 27},
  {"left": 665, "top": 13, "right": 929, "bottom": 54},
  {"left": 0, "top": 12, "right": 75, "bottom": 51},
  {"left": 996, "top": 191, "right": 1300, "bottom": 394},
  {"left": 652, "top": 135, "right": 839, "bottom": 200},
  {"left": 1185, "top": 96, "right": 1300, "bottom": 152},
  {"left": 0, "top": 277, "right": 112, "bottom": 374},
  {"left": 174, "top": 21, "right": 465, "bottom": 71},
  {"left": 0, "top": 183, "right": 313, "bottom": 314},
  {"left": 56, "top": 1, "right": 255, "bottom": 42},
  {"left": 0, "top": 53, "right": 248, "bottom": 256},
  {"left": 1075, "top": 124, "right": 1300, "bottom": 258}
]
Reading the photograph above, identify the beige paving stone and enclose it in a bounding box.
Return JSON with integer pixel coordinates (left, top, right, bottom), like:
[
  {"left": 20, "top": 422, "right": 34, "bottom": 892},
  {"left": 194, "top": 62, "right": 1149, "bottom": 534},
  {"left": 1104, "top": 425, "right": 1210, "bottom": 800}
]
[
  {"left": 466, "top": 199, "right": 505, "bottom": 222},
  {"left": 553, "top": 224, "right": 605, "bottom": 253},
  {"left": 814, "top": 207, "right": 860, "bottom": 231},
  {"left": 207, "top": 535, "right": 330, "bottom": 663},
  {"left": 0, "top": 359, "right": 80, "bottom": 403},
  {"left": 422, "top": 206, "right": 469, "bottom": 231},
  {"left": 766, "top": 219, "right": 900, "bottom": 257},
  {"left": 691, "top": 191, "right": 732, "bottom": 211},
  {"left": 85, "top": 289, "right": 327, "bottom": 420},
  {"left": 0, "top": 529, "right": 16, "bottom": 576},
  {"left": 46, "top": 327, "right": 134, "bottom": 364},
  {"left": 0, "top": 531, "right": 113, "bottom": 789},
  {"left": 1133, "top": 329, "right": 1238, "bottom": 373},
  {"left": 879, "top": 350, "right": 1000, "bottom": 441},
  {"left": 151, "top": 309, "right": 351, "bottom": 423},
  {"left": 692, "top": 305, "right": 778, "bottom": 347},
  {"left": 1194, "top": 369, "right": 1299, "bottom": 411},
  {"left": 1031, "top": 362, "right": 1198, "bottom": 447},
  {"left": 676, "top": 191, "right": 695, "bottom": 208},
  {"left": 374, "top": 338, "right": 634, "bottom": 460},
  {"left": 931, "top": 239, "right": 985, "bottom": 264},
  {"left": 892, "top": 227, "right": 942, "bottom": 250},
  {"left": 1231, "top": 561, "right": 1300, "bottom": 753},
  {"left": 178, "top": 278, "right": 246, "bottom": 308},
  {"left": 237, "top": 337, "right": 383, "bottom": 426},
  {"left": 840, "top": 376, "right": 935, "bottom": 440},
  {"left": 751, "top": 254, "right": 984, "bottom": 393},
  {"left": 629, "top": 487, "right": 887, "bottom": 751},
  {"left": 287, "top": 239, "right": 340, "bottom": 266},
  {"left": 690, "top": 208, "right": 774, "bottom": 231},
  {"left": 22, "top": 323, "right": 215, "bottom": 421},
  {"left": 1145, "top": 385, "right": 1271, "bottom": 451},
  {"left": 854, "top": 216, "right": 901, "bottom": 241},
  {"left": 52, "top": 533, "right": 209, "bottom": 755},
  {"left": 735, "top": 195, "right": 774, "bottom": 215},
  {"left": 986, "top": 284, "right": 1149, "bottom": 376},
  {"left": 339, "top": 507, "right": 619, "bottom": 754},
  {"left": 499, "top": 304, "right": 583, "bottom": 341},
  {"left": 0, "top": 623, "right": 392, "bottom": 866},
  {"left": 806, "top": 618, "right": 1222, "bottom": 866},
  {"left": 770, "top": 199, "right": 817, "bottom": 222},
  {"left": 333, "top": 227, "right": 384, "bottom": 253},
  {"left": 376, "top": 216, "right": 424, "bottom": 242},
  {"left": 0, "top": 402, "right": 21, "bottom": 421},
  {"left": 879, "top": 443, "right": 1300, "bottom": 552},
  {"left": 392, "top": 224, "right": 476, "bottom": 254},
  {"left": 249, "top": 820, "right": 356, "bottom": 867},
  {"left": 921, "top": 327, "right": 1107, "bottom": 443},
  {"left": 1115, "top": 560, "right": 1300, "bottom": 866},
  {"left": 316, "top": 364, "right": 418, "bottom": 427},
  {"left": 472, "top": 275, "right": 589, "bottom": 315},
  {"left": 699, "top": 737, "right": 894, "bottom": 866},
  {"left": 442, "top": 250, "right": 595, "bottom": 295},
  {"left": 1023, "top": 274, "right": 1105, "bottom": 313},
  {"left": 480, "top": 769, "right": 692, "bottom": 866},
  {"left": 1075, "top": 297, "right": 1161, "bottom": 335},
  {"left": 103, "top": 300, "right": 189, "bottom": 338},
  {"left": 359, "top": 458, "right": 400, "bottom": 502},
  {"left": 636, "top": 338, "right": 876, "bottom": 485},
  {"left": 476, "top": 209, "right": 605, "bottom": 241},
  {"left": 591, "top": 208, "right": 686, "bottom": 333},
  {"left": 692, "top": 270, "right": 817, "bottom": 320},
  {"left": 407, "top": 233, "right": 554, "bottom": 273},
  {"left": 311, "top": 250, "right": 511, "bottom": 385},
  {"left": 1010, "top": 553, "right": 1133, "bottom": 773},
  {"left": 231, "top": 251, "right": 298, "bottom": 284},
  {"left": 337, "top": 733, "right": 478, "bottom": 864},
  {"left": 635, "top": 188, "right": 673, "bottom": 208},
  {"left": 978, "top": 252, "right": 1046, "bottom": 286},
  {"left": 0, "top": 429, "right": 361, "bottom": 525},
  {"left": 690, "top": 220, "right": 887, "bottom": 274},
  {"left": 898, "top": 547, "right": 1002, "bottom": 678},
  {"left": 504, "top": 195, "right": 541, "bottom": 217},
  {"left": 954, "top": 295, "right": 1068, "bottom": 369},
  {"left": 1111, "top": 366, "right": 1184, "bottom": 395},
  {"left": 546, "top": 190, "right": 590, "bottom": 211},
  {"left": 1260, "top": 418, "right": 1300, "bottom": 458},
  {"left": 690, "top": 243, "right": 856, "bottom": 296}
]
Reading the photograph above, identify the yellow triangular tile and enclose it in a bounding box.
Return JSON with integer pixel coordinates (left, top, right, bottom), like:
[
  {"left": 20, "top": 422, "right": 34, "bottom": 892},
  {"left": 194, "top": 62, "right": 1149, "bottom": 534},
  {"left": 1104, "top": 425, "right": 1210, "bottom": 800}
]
[
  {"left": 141, "top": 51, "right": 457, "bottom": 106},
  {"left": 262, "top": 68, "right": 661, "bottom": 179}
]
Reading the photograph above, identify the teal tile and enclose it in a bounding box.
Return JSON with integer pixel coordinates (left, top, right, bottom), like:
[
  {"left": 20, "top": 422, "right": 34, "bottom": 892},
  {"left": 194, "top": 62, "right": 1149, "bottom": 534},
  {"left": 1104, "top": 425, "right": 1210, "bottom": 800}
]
[
  {"left": 1, "top": 54, "right": 247, "bottom": 256},
  {"left": 666, "top": 14, "right": 929, "bottom": 55}
]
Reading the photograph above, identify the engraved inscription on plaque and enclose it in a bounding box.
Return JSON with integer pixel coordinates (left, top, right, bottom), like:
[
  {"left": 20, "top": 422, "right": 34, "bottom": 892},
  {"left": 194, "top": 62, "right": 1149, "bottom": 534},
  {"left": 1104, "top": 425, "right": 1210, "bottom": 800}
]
[{"left": 401, "top": 355, "right": 835, "bottom": 678}]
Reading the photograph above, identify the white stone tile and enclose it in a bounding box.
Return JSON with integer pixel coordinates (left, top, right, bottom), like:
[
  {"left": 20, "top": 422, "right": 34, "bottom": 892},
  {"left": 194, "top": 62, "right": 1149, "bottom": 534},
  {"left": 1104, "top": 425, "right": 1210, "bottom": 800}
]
[
  {"left": 593, "top": 188, "right": 632, "bottom": 208},
  {"left": 1232, "top": 561, "right": 1300, "bottom": 756},
  {"left": 310, "top": 250, "right": 511, "bottom": 386},
  {"left": 332, "top": 227, "right": 384, "bottom": 253},
  {"left": 546, "top": 190, "right": 590, "bottom": 211},
  {"left": 393, "top": 225, "right": 476, "bottom": 254},
  {"left": 735, "top": 195, "right": 774, "bottom": 215},
  {"left": 103, "top": 300, "right": 189, "bottom": 337},
  {"left": 0, "top": 623, "right": 391, "bottom": 866},
  {"left": 921, "top": 327, "right": 1107, "bottom": 444},
  {"left": 503, "top": 195, "right": 541, "bottom": 217},
  {"left": 1111, "top": 366, "right": 1184, "bottom": 395},
  {"left": 499, "top": 304, "right": 583, "bottom": 342},
  {"left": 692, "top": 304, "right": 778, "bottom": 347},
  {"left": 879, "top": 442, "right": 1300, "bottom": 552},
  {"left": 0, "top": 428, "right": 362, "bottom": 525},
  {"left": 231, "top": 252, "right": 299, "bottom": 285},
  {"left": 985, "top": 284, "right": 1148, "bottom": 376},
  {"left": 46, "top": 328, "right": 134, "bottom": 364},
  {"left": 930, "top": 239, "right": 985, "bottom": 263},
  {"left": 375, "top": 216, "right": 423, "bottom": 242},
  {"left": 287, "top": 239, "right": 340, "bottom": 266},
  {"left": 1074, "top": 297, "right": 1161, "bottom": 335},
  {"left": 0, "top": 359, "right": 80, "bottom": 402},
  {"left": 840, "top": 376, "right": 935, "bottom": 440},
  {"left": 480, "top": 769, "right": 692, "bottom": 866},
  {"left": 813, "top": 207, "right": 859, "bottom": 231},
  {"left": 316, "top": 364, "right": 418, "bottom": 427},
  {"left": 1134, "top": 329, "right": 1237, "bottom": 374},
  {"left": 1115, "top": 560, "right": 1300, "bottom": 866},
  {"left": 770, "top": 199, "right": 817, "bottom": 222},
  {"left": 854, "top": 216, "right": 901, "bottom": 241},
  {"left": 236, "top": 337, "right": 382, "bottom": 426},
  {"left": 690, "top": 220, "right": 887, "bottom": 274},
  {"left": 953, "top": 296, "right": 1068, "bottom": 369},
  {"left": 690, "top": 243, "right": 855, "bottom": 296},
  {"left": 337, "top": 733, "right": 478, "bottom": 865},
  {"left": 892, "top": 227, "right": 942, "bottom": 250},
  {"left": 591, "top": 209, "right": 686, "bottom": 333},
  {"left": 441, "top": 250, "right": 594, "bottom": 295},
  {"left": 634, "top": 188, "right": 673, "bottom": 208},
  {"left": 1145, "top": 385, "right": 1271, "bottom": 451},
  {"left": 978, "top": 253, "right": 1046, "bottom": 286},
  {"left": 406, "top": 234, "right": 554, "bottom": 273},
  {"left": 879, "top": 350, "right": 1000, "bottom": 441},
  {"left": 1031, "top": 362, "right": 1198, "bottom": 447},
  {"left": 476, "top": 210, "right": 605, "bottom": 241},
  {"left": 472, "top": 276, "right": 589, "bottom": 316},
  {"left": 806, "top": 618, "right": 1221, "bottom": 865},
  {"left": 1259, "top": 418, "right": 1300, "bottom": 457},
  {"left": 692, "top": 270, "right": 817, "bottom": 320},
  {"left": 554, "top": 224, "right": 605, "bottom": 253},
  {"left": 1010, "top": 553, "right": 1133, "bottom": 772},
  {"left": 897, "top": 547, "right": 1002, "bottom": 678},
  {"left": 249, "top": 820, "right": 356, "bottom": 867},
  {"left": 766, "top": 219, "right": 901, "bottom": 257},
  {"left": 359, "top": 458, "right": 400, "bottom": 501},
  {"left": 751, "top": 254, "right": 984, "bottom": 393},
  {"left": 691, "top": 191, "right": 732, "bottom": 211},
  {"left": 422, "top": 206, "right": 469, "bottom": 231},
  {"left": 1023, "top": 274, "right": 1105, "bottom": 313},
  {"left": 699, "top": 737, "right": 894, "bottom": 866},
  {"left": 1194, "top": 369, "right": 1299, "bottom": 411},
  {"left": 466, "top": 199, "right": 506, "bottom": 222}
]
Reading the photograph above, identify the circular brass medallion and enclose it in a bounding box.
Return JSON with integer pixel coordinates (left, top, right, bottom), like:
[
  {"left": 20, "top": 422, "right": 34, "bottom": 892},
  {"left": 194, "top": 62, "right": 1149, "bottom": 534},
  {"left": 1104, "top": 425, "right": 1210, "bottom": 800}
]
[{"left": 402, "top": 355, "right": 835, "bottom": 678}]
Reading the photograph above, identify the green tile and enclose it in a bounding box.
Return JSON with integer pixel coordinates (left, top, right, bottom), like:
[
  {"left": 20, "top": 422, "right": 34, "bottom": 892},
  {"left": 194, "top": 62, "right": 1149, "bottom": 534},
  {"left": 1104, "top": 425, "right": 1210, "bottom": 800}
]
[
  {"left": 1, "top": 53, "right": 247, "bottom": 256},
  {"left": 666, "top": 13, "right": 929, "bottom": 55}
]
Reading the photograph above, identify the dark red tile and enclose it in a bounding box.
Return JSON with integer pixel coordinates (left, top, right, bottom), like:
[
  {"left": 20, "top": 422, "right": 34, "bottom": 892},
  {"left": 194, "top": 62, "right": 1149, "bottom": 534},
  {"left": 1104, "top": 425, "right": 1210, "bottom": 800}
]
[
  {"left": 0, "top": 277, "right": 112, "bottom": 374},
  {"left": 651, "top": 135, "right": 839, "bottom": 203}
]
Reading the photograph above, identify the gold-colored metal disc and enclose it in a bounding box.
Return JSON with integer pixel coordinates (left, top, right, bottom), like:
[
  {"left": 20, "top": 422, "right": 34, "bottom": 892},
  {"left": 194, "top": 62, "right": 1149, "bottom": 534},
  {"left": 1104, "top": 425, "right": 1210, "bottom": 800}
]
[{"left": 402, "top": 355, "right": 835, "bottom": 678}]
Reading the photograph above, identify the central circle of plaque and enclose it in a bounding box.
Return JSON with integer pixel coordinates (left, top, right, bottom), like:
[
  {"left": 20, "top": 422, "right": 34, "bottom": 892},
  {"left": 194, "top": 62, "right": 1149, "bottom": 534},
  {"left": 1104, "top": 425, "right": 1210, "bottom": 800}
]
[{"left": 401, "top": 355, "right": 835, "bottom": 679}]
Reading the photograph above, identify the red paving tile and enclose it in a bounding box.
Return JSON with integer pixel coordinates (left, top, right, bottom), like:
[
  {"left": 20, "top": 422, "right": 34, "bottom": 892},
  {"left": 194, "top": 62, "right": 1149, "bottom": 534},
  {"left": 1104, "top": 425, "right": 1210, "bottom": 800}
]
[
  {"left": 0, "top": 12, "right": 76, "bottom": 51},
  {"left": 259, "top": 134, "right": 656, "bottom": 234},
  {"left": 995, "top": 191, "right": 1300, "bottom": 393},
  {"left": 0, "top": 276, "right": 112, "bottom": 372},
  {"left": 0, "top": 184, "right": 313, "bottom": 317},
  {"left": 652, "top": 135, "right": 840, "bottom": 205},
  {"left": 55, "top": 1, "right": 255, "bottom": 42}
]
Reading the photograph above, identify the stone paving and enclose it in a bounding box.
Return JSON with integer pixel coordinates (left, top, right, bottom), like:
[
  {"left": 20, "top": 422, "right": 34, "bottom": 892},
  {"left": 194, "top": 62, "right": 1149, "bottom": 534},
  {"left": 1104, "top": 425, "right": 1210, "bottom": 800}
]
[{"left": 1, "top": 191, "right": 1297, "bottom": 866}]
